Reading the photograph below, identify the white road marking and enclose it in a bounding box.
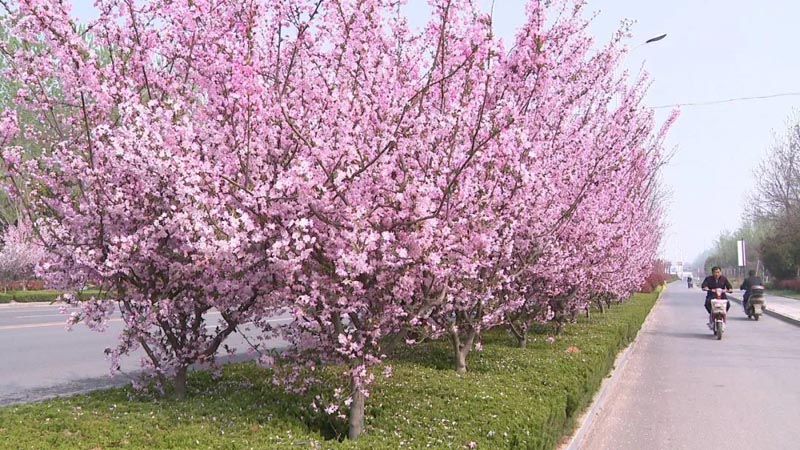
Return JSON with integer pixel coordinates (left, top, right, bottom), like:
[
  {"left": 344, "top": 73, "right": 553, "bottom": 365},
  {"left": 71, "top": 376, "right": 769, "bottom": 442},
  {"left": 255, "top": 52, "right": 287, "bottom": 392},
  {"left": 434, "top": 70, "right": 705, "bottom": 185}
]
[
  {"left": 0, "top": 318, "right": 124, "bottom": 331},
  {"left": 15, "top": 314, "right": 65, "bottom": 319}
]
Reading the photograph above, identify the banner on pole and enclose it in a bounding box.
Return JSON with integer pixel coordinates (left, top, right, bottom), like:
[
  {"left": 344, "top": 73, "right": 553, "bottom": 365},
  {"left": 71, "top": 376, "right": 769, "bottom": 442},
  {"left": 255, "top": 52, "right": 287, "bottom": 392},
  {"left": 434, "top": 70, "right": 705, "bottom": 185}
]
[{"left": 737, "top": 240, "right": 746, "bottom": 267}]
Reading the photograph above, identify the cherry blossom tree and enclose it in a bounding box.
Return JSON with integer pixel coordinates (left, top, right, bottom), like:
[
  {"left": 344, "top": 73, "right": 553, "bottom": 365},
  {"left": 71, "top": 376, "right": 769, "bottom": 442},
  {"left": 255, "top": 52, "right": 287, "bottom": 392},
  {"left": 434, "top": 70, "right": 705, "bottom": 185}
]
[
  {"left": 244, "top": 0, "right": 523, "bottom": 436},
  {"left": 415, "top": 0, "right": 677, "bottom": 362},
  {"left": 0, "top": 0, "right": 674, "bottom": 439},
  {"left": 0, "top": 0, "right": 305, "bottom": 398},
  {"left": 0, "top": 218, "right": 43, "bottom": 291}
]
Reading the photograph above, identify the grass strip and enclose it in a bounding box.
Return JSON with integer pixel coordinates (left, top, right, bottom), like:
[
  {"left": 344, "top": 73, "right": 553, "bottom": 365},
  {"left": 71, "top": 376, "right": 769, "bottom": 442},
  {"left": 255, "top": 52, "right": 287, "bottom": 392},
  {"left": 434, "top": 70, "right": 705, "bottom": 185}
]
[{"left": 0, "top": 289, "right": 660, "bottom": 449}]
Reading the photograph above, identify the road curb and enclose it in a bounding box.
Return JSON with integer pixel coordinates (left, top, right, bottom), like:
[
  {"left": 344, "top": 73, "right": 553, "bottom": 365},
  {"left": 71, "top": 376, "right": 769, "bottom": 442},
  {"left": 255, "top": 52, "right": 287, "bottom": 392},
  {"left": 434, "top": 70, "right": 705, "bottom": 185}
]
[
  {"left": 0, "top": 301, "right": 56, "bottom": 307},
  {"left": 560, "top": 284, "right": 667, "bottom": 450},
  {"left": 727, "top": 294, "right": 800, "bottom": 327}
]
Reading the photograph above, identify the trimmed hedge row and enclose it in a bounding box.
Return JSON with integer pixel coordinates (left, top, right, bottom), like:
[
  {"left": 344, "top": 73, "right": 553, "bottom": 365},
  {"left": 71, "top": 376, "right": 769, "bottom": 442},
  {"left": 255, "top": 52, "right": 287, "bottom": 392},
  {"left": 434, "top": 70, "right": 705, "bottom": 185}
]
[
  {"left": 0, "top": 289, "right": 661, "bottom": 449},
  {"left": 0, "top": 290, "right": 62, "bottom": 303},
  {"left": 0, "top": 289, "right": 101, "bottom": 304}
]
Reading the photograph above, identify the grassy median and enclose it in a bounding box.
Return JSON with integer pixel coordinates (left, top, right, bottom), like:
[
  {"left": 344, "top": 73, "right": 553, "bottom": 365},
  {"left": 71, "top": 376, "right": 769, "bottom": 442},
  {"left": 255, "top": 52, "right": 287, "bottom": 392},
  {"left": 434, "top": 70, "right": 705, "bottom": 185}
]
[{"left": 0, "top": 289, "right": 661, "bottom": 449}]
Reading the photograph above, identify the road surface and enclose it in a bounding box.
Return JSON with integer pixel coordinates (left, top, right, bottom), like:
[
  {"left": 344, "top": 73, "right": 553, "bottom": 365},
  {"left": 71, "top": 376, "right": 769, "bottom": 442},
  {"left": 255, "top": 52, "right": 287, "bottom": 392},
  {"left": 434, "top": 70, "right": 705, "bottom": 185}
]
[
  {"left": 579, "top": 282, "right": 800, "bottom": 450},
  {"left": 0, "top": 302, "right": 287, "bottom": 405}
]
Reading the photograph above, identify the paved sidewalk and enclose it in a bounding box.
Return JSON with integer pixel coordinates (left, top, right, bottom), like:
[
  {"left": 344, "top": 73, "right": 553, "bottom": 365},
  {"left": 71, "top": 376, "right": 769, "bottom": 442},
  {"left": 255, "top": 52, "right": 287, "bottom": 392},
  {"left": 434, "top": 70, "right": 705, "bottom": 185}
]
[{"left": 727, "top": 290, "right": 800, "bottom": 325}]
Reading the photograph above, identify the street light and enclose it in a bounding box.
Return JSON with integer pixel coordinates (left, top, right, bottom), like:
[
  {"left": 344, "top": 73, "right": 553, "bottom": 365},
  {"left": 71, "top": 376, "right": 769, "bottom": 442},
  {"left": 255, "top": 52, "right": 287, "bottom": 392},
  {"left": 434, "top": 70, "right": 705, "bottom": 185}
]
[
  {"left": 632, "top": 33, "right": 668, "bottom": 51},
  {"left": 645, "top": 33, "right": 667, "bottom": 44}
]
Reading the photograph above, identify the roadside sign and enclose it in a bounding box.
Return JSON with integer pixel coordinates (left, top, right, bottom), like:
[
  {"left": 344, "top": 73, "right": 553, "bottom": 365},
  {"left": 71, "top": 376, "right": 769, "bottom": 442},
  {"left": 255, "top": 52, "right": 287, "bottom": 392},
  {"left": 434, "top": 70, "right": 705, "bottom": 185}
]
[{"left": 737, "top": 240, "right": 746, "bottom": 267}]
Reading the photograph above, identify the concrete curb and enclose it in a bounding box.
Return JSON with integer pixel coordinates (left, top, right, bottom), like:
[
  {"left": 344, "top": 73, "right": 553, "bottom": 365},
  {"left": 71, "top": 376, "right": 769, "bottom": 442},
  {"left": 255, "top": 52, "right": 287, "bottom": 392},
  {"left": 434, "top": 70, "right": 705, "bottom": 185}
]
[
  {"left": 560, "top": 284, "right": 667, "bottom": 450},
  {"left": 727, "top": 294, "right": 800, "bottom": 327},
  {"left": 0, "top": 301, "right": 56, "bottom": 307}
]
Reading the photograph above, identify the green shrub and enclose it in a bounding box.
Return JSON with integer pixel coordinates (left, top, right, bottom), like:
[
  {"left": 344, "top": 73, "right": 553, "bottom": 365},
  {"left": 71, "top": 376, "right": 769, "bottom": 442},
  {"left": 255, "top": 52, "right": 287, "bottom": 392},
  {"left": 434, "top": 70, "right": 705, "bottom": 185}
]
[{"left": 0, "top": 289, "right": 102, "bottom": 303}]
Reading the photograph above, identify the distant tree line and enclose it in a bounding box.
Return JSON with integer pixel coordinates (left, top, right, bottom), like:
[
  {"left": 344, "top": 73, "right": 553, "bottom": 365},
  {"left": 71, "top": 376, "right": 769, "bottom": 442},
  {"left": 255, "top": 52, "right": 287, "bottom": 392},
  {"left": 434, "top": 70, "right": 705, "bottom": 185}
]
[{"left": 699, "top": 114, "right": 800, "bottom": 281}]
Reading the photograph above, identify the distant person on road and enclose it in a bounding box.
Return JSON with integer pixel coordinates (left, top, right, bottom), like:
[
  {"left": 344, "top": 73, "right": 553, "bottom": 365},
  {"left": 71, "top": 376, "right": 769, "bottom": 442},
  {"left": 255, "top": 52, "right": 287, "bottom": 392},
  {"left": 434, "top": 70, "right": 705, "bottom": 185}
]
[
  {"left": 687, "top": 275, "right": 693, "bottom": 288},
  {"left": 740, "top": 269, "right": 764, "bottom": 310},
  {"left": 701, "top": 266, "right": 732, "bottom": 325}
]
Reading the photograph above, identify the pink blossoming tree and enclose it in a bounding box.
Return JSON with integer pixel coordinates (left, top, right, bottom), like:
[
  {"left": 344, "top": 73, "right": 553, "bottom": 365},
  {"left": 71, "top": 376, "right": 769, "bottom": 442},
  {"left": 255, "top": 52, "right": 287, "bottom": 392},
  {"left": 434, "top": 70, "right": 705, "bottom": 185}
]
[
  {"left": 0, "top": 0, "right": 307, "bottom": 398},
  {"left": 0, "top": 217, "right": 43, "bottom": 290},
  {"left": 0, "top": 0, "right": 674, "bottom": 439}
]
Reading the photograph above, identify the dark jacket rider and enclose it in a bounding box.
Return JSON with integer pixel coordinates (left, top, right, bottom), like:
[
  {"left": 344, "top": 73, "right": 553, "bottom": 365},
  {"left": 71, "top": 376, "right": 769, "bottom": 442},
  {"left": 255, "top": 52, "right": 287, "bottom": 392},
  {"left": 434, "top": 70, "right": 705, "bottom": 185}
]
[
  {"left": 740, "top": 269, "right": 764, "bottom": 308},
  {"left": 701, "top": 266, "right": 732, "bottom": 317}
]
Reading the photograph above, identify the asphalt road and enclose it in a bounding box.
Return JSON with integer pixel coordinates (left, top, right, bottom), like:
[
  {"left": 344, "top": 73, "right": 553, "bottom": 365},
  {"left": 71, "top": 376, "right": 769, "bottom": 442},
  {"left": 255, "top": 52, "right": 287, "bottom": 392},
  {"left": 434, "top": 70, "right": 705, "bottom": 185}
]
[
  {"left": 579, "top": 282, "right": 800, "bottom": 450},
  {"left": 0, "top": 302, "right": 288, "bottom": 405}
]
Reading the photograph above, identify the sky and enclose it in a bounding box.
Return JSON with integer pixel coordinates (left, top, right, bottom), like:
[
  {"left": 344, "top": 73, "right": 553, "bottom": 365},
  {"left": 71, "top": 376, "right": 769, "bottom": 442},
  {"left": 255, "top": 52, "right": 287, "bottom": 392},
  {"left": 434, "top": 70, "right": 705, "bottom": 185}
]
[{"left": 70, "top": 0, "right": 800, "bottom": 265}]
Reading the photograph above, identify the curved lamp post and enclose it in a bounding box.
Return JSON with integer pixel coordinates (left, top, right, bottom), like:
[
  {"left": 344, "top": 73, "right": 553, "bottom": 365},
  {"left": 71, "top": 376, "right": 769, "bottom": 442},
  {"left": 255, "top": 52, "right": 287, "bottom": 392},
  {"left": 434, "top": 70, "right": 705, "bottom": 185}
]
[{"left": 645, "top": 33, "right": 668, "bottom": 44}]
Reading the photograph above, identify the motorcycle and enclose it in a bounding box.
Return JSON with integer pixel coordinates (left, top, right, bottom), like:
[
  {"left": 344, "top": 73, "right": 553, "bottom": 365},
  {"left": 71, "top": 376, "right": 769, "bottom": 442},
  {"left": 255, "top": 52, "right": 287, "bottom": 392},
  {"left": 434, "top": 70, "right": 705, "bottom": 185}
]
[
  {"left": 708, "top": 288, "right": 728, "bottom": 340},
  {"left": 743, "top": 285, "right": 766, "bottom": 321}
]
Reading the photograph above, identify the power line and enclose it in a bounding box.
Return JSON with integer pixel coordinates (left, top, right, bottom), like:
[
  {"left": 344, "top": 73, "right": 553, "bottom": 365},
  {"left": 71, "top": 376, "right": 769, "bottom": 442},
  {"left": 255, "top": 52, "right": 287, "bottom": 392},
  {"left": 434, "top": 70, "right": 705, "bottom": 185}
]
[{"left": 652, "top": 91, "right": 800, "bottom": 109}]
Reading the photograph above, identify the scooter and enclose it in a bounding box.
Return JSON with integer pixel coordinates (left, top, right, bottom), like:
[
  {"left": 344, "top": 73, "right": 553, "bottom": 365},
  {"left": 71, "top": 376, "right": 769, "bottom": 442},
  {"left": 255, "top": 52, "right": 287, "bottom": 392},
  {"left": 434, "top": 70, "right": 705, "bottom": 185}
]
[
  {"left": 708, "top": 288, "right": 728, "bottom": 340},
  {"left": 743, "top": 285, "right": 766, "bottom": 321}
]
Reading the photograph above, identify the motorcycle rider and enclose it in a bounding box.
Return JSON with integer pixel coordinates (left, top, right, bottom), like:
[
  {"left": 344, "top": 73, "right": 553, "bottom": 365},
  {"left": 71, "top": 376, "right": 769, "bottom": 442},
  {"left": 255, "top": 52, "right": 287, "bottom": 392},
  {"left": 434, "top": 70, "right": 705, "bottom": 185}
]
[
  {"left": 740, "top": 269, "right": 764, "bottom": 310},
  {"left": 701, "top": 266, "right": 732, "bottom": 327}
]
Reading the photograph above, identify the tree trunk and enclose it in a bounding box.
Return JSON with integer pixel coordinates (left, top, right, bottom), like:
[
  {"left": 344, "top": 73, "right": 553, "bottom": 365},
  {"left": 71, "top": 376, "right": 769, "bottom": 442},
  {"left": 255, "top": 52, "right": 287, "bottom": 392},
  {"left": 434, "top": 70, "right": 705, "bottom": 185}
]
[
  {"left": 508, "top": 320, "right": 528, "bottom": 348},
  {"left": 450, "top": 325, "right": 476, "bottom": 373},
  {"left": 518, "top": 332, "right": 528, "bottom": 349},
  {"left": 173, "top": 365, "right": 188, "bottom": 400},
  {"left": 348, "top": 385, "right": 366, "bottom": 439},
  {"left": 455, "top": 346, "right": 468, "bottom": 373}
]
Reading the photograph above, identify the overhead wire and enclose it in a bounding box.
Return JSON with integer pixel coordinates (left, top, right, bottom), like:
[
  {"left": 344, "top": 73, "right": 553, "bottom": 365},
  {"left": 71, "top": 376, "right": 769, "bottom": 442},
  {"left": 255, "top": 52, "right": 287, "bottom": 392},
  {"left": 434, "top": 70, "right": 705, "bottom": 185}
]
[{"left": 652, "top": 92, "right": 800, "bottom": 109}]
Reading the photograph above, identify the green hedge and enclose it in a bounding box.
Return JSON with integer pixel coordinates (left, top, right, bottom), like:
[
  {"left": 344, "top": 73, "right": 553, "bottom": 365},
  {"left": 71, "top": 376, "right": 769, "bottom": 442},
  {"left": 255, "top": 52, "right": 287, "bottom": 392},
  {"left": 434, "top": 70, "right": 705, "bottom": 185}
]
[
  {"left": 0, "top": 289, "right": 101, "bottom": 304},
  {"left": 0, "top": 289, "right": 660, "bottom": 449},
  {"left": 0, "top": 289, "right": 62, "bottom": 303}
]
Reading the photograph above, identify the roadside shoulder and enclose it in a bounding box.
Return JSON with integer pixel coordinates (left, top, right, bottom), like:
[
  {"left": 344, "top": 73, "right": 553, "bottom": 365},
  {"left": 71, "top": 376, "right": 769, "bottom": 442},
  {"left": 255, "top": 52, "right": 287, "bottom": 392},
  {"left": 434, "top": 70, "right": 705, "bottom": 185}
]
[{"left": 559, "top": 283, "right": 666, "bottom": 450}]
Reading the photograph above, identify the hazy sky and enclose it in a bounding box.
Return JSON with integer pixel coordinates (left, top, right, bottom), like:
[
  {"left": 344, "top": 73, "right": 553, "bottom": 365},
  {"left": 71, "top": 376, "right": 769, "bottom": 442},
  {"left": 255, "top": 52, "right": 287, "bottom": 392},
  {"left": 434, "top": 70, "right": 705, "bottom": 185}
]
[{"left": 71, "top": 0, "right": 800, "bottom": 264}]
